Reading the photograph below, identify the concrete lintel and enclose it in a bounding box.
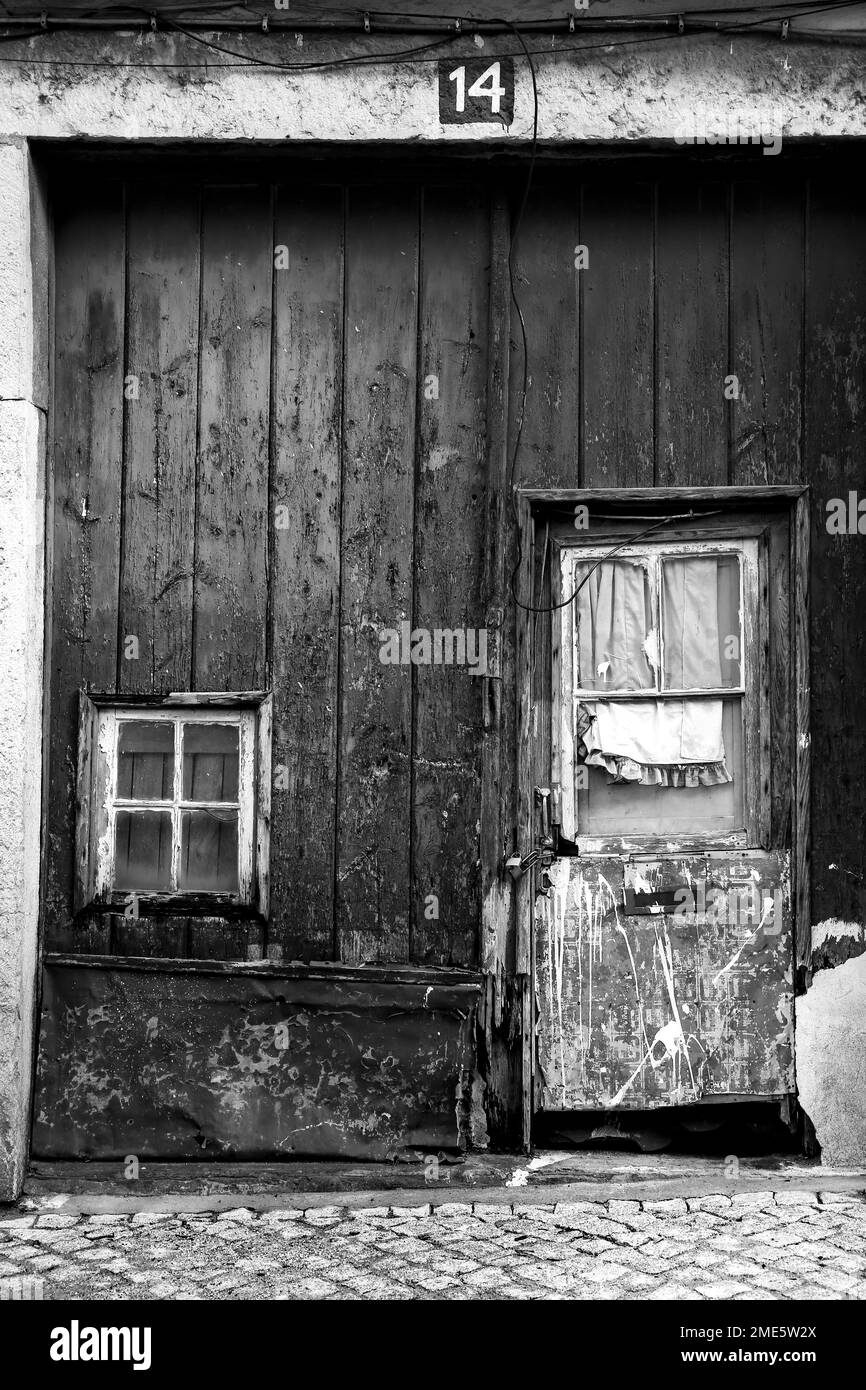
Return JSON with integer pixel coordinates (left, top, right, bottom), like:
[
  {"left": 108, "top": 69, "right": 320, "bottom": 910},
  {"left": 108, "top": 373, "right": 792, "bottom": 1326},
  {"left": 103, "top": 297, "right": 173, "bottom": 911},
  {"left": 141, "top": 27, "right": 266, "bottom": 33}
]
[{"left": 0, "top": 33, "right": 863, "bottom": 145}]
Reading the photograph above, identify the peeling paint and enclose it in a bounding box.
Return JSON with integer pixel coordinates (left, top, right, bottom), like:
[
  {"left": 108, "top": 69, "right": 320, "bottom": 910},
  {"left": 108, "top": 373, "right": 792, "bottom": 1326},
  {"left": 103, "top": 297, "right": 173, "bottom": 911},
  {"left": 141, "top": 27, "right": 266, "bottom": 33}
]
[
  {"left": 810, "top": 917, "right": 866, "bottom": 972},
  {"left": 33, "top": 963, "right": 480, "bottom": 1161},
  {"left": 812, "top": 917, "right": 864, "bottom": 952},
  {"left": 536, "top": 855, "right": 794, "bottom": 1110}
]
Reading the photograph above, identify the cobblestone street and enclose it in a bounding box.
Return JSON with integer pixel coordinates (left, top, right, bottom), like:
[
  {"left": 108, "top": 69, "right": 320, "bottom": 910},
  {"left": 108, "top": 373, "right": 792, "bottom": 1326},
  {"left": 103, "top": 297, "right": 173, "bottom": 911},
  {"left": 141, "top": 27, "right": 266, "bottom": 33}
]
[{"left": 2, "top": 1190, "right": 865, "bottom": 1301}]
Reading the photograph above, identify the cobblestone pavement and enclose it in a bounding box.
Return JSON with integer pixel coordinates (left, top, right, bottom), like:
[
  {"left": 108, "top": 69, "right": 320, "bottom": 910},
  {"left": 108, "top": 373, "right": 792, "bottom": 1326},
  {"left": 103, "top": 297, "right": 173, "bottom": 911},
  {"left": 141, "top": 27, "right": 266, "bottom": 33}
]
[{"left": 1, "top": 1191, "right": 865, "bottom": 1301}]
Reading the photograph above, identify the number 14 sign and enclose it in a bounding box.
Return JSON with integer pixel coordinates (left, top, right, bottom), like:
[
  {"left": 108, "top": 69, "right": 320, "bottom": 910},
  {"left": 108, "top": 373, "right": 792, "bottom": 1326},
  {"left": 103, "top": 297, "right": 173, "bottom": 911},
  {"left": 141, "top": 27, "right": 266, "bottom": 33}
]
[{"left": 438, "top": 57, "right": 515, "bottom": 125}]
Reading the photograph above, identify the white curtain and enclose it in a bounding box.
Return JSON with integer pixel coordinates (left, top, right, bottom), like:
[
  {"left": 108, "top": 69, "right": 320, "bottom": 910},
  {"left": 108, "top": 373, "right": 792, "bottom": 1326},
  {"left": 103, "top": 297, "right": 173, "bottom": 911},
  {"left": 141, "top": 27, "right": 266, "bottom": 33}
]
[{"left": 575, "top": 557, "right": 735, "bottom": 787}]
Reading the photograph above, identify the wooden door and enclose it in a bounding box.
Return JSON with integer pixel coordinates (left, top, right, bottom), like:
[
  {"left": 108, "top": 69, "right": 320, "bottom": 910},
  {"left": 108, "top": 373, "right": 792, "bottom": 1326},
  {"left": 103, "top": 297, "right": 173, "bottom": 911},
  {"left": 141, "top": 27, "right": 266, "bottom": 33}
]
[
  {"left": 535, "top": 852, "right": 794, "bottom": 1110},
  {"left": 529, "top": 503, "right": 802, "bottom": 1115}
]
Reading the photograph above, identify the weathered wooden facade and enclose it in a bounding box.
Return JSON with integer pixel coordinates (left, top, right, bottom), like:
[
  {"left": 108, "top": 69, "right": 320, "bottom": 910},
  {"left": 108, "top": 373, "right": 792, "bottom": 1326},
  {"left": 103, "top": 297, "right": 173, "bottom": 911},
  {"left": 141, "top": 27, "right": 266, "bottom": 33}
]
[{"left": 27, "top": 147, "right": 865, "bottom": 1161}]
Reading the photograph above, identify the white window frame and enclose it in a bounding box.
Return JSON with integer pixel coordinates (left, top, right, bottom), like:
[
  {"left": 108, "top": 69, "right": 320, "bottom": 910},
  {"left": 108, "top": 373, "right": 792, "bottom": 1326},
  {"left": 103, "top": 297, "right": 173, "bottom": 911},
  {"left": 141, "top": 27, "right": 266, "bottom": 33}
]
[
  {"left": 554, "top": 535, "right": 768, "bottom": 855},
  {"left": 74, "top": 692, "right": 272, "bottom": 917}
]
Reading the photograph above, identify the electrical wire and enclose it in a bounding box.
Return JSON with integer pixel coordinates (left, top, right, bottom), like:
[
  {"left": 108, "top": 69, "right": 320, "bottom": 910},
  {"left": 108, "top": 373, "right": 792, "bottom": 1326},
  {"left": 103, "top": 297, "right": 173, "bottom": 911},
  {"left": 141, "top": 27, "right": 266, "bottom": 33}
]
[
  {"left": 2, "top": 30, "right": 865, "bottom": 65},
  {"left": 3, "top": 0, "right": 866, "bottom": 24},
  {"left": 159, "top": 14, "right": 463, "bottom": 69},
  {"left": 513, "top": 512, "right": 726, "bottom": 617},
  {"left": 2, "top": 0, "right": 866, "bottom": 62}
]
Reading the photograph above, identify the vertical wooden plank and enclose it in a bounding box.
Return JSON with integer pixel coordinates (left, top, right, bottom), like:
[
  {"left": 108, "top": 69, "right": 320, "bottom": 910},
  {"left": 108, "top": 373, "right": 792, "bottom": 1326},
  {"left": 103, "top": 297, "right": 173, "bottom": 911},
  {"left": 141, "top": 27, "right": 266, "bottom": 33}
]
[
  {"left": 480, "top": 193, "right": 512, "bottom": 979},
  {"left": 193, "top": 185, "right": 272, "bottom": 694},
  {"left": 119, "top": 185, "right": 199, "bottom": 695},
  {"left": 793, "top": 491, "right": 811, "bottom": 971},
  {"left": 656, "top": 180, "right": 728, "bottom": 486},
  {"left": 768, "top": 515, "right": 792, "bottom": 851},
  {"left": 507, "top": 184, "right": 578, "bottom": 892},
  {"left": 515, "top": 499, "right": 534, "bottom": 979},
  {"left": 256, "top": 693, "right": 273, "bottom": 922},
  {"left": 112, "top": 186, "right": 202, "bottom": 961},
  {"left": 731, "top": 181, "right": 804, "bottom": 487},
  {"left": 189, "top": 186, "right": 272, "bottom": 960},
  {"left": 336, "top": 185, "right": 418, "bottom": 965},
  {"left": 804, "top": 179, "right": 866, "bottom": 938},
  {"left": 72, "top": 693, "right": 97, "bottom": 915},
  {"left": 533, "top": 521, "right": 553, "bottom": 848},
  {"left": 508, "top": 185, "right": 580, "bottom": 488},
  {"left": 412, "top": 186, "right": 487, "bottom": 967},
  {"left": 269, "top": 185, "right": 343, "bottom": 963},
  {"left": 47, "top": 186, "right": 125, "bottom": 953},
  {"left": 581, "top": 180, "right": 654, "bottom": 488},
  {"left": 479, "top": 193, "right": 525, "bottom": 1148},
  {"left": 757, "top": 536, "right": 772, "bottom": 847}
]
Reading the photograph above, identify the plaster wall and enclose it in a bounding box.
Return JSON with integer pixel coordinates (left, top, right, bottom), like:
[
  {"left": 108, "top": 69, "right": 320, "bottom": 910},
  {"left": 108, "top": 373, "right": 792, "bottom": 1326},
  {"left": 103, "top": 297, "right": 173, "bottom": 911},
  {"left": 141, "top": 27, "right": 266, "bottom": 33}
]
[{"left": 0, "top": 141, "right": 46, "bottom": 1201}]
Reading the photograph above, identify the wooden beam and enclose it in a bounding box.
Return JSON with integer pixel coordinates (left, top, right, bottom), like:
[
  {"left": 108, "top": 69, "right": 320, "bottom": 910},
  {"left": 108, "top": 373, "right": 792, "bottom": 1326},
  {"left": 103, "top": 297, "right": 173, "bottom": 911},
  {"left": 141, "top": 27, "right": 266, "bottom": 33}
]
[
  {"left": 518, "top": 485, "right": 809, "bottom": 504},
  {"left": 479, "top": 192, "right": 528, "bottom": 1150},
  {"left": 793, "top": 489, "right": 812, "bottom": 974}
]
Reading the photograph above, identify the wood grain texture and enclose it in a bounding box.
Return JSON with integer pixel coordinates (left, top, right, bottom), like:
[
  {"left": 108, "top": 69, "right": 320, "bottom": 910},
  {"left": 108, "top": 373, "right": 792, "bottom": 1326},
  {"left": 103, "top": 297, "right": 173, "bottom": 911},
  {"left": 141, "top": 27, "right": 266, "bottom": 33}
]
[
  {"left": 111, "top": 189, "right": 203, "bottom": 960},
  {"left": 188, "top": 187, "right": 272, "bottom": 962},
  {"left": 47, "top": 187, "right": 125, "bottom": 953},
  {"left": 731, "top": 180, "right": 804, "bottom": 486},
  {"left": 194, "top": 186, "right": 272, "bottom": 694},
  {"left": 768, "top": 516, "right": 792, "bottom": 851},
  {"left": 480, "top": 194, "right": 512, "bottom": 980},
  {"left": 119, "top": 186, "right": 200, "bottom": 695},
  {"left": 508, "top": 184, "right": 580, "bottom": 488},
  {"left": 479, "top": 194, "right": 526, "bottom": 1148},
  {"left": 43, "top": 165, "right": 866, "bottom": 1158},
  {"left": 793, "top": 492, "right": 812, "bottom": 970},
  {"left": 804, "top": 180, "right": 866, "bottom": 935},
  {"left": 581, "top": 181, "right": 654, "bottom": 488},
  {"left": 72, "top": 692, "right": 97, "bottom": 915},
  {"left": 656, "top": 179, "right": 728, "bottom": 486},
  {"left": 515, "top": 500, "right": 534, "bottom": 979},
  {"left": 411, "top": 186, "right": 487, "bottom": 967},
  {"left": 269, "top": 185, "right": 344, "bottom": 962},
  {"left": 336, "top": 185, "right": 419, "bottom": 964}
]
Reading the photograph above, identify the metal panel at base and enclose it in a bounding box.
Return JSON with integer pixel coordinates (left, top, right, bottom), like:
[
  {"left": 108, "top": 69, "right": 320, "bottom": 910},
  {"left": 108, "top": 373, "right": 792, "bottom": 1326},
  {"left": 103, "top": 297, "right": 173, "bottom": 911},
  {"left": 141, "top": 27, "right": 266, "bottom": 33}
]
[
  {"left": 535, "top": 855, "right": 794, "bottom": 1111},
  {"left": 32, "top": 960, "right": 480, "bottom": 1160}
]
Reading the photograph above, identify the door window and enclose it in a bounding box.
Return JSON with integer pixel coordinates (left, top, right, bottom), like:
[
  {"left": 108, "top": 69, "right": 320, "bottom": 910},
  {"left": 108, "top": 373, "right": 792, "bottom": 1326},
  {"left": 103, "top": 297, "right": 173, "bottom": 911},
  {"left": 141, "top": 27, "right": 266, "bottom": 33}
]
[{"left": 558, "top": 538, "right": 764, "bottom": 851}]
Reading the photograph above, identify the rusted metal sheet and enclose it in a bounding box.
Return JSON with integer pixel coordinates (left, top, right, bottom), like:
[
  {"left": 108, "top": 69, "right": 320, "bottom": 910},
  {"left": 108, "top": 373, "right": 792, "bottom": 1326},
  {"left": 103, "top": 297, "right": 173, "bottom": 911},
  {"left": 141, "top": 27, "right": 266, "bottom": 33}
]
[
  {"left": 33, "top": 961, "right": 480, "bottom": 1160},
  {"left": 535, "top": 854, "right": 794, "bottom": 1110}
]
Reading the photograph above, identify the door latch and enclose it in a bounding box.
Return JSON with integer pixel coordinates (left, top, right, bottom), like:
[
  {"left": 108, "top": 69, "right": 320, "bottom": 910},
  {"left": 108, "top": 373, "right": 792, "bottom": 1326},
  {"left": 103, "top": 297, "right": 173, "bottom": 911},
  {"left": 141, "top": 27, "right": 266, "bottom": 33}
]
[{"left": 504, "top": 787, "right": 557, "bottom": 880}]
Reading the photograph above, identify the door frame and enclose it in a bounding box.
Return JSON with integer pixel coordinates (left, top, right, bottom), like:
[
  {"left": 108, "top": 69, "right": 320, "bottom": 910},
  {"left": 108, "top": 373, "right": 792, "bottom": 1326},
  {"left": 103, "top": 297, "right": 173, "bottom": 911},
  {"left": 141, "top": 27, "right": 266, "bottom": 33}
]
[{"left": 516, "top": 485, "right": 810, "bottom": 1146}]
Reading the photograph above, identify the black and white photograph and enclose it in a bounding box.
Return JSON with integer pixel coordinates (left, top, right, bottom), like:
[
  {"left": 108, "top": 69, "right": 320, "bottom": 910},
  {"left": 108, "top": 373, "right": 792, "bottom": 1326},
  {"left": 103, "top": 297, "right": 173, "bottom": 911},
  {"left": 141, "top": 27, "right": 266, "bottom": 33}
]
[{"left": 0, "top": 0, "right": 864, "bottom": 1366}]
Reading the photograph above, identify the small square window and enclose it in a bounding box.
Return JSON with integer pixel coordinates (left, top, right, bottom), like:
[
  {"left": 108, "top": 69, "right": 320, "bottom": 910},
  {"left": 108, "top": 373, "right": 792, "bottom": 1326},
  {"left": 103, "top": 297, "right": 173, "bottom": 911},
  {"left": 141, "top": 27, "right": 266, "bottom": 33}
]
[{"left": 74, "top": 694, "right": 271, "bottom": 916}]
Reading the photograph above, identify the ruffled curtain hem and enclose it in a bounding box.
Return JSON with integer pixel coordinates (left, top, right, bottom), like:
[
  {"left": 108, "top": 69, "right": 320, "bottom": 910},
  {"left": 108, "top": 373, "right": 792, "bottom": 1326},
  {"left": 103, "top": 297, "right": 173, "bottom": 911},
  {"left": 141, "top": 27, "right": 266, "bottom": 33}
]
[{"left": 584, "top": 751, "right": 733, "bottom": 787}]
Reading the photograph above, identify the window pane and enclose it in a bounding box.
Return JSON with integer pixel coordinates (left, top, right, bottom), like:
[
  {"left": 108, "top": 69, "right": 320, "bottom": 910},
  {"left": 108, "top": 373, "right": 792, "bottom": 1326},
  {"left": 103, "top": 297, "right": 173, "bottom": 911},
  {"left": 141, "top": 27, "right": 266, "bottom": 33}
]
[
  {"left": 114, "top": 810, "right": 172, "bottom": 891},
  {"left": 578, "top": 698, "right": 744, "bottom": 837},
  {"left": 661, "top": 555, "right": 741, "bottom": 689},
  {"left": 179, "top": 809, "right": 239, "bottom": 892},
  {"left": 116, "top": 721, "right": 174, "bottom": 800},
  {"left": 575, "top": 559, "right": 657, "bottom": 690},
  {"left": 182, "top": 723, "right": 240, "bottom": 802}
]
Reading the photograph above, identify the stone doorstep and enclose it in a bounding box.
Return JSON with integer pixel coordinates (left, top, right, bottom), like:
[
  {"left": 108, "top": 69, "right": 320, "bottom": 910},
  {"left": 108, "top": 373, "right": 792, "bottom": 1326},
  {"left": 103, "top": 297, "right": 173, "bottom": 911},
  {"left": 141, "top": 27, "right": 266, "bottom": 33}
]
[{"left": 12, "top": 1183, "right": 866, "bottom": 1223}]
